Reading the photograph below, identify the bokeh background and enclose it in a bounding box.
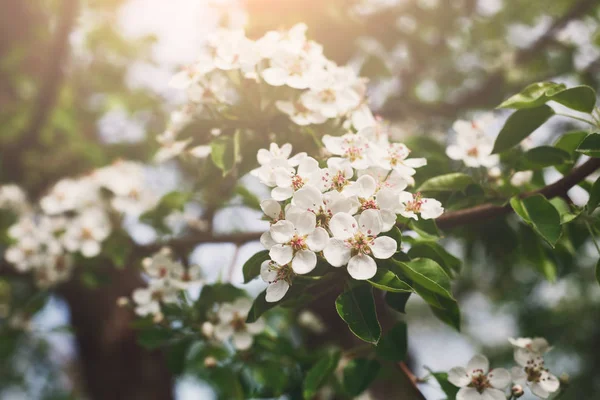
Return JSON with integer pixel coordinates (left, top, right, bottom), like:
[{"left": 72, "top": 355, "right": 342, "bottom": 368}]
[{"left": 2, "top": 0, "right": 600, "bottom": 399}]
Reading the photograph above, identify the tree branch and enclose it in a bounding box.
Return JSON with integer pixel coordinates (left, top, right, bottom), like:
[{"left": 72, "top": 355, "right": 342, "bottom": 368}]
[{"left": 436, "top": 157, "right": 600, "bottom": 230}]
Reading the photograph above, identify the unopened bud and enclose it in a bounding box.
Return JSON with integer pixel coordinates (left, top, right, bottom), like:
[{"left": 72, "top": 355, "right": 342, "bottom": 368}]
[
  {"left": 116, "top": 297, "right": 129, "bottom": 307},
  {"left": 204, "top": 356, "right": 217, "bottom": 368},
  {"left": 153, "top": 312, "right": 164, "bottom": 324},
  {"left": 559, "top": 373, "right": 570, "bottom": 386},
  {"left": 511, "top": 385, "right": 524, "bottom": 398},
  {"left": 201, "top": 321, "right": 214, "bottom": 338}
]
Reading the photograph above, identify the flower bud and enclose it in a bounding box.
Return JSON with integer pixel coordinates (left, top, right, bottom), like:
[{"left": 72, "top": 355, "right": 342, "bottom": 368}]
[
  {"left": 559, "top": 373, "right": 570, "bottom": 387},
  {"left": 201, "top": 321, "right": 214, "bottom": 338},
  {"left": 116, "top": 297, "right": 129, "bottom": 307},
  {"left": 511, "top": 385, "right": 524, "bottom": 398},
  {"left": 204, "top": 356, "right": 217, "bottom": 368}
]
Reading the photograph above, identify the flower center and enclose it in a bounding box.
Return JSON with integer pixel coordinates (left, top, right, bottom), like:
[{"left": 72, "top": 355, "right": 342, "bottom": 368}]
[
  {"left": 329, "top": 171, "right": 349, "bottom": 192},
  {"left": 467, "top": 146, "right": 479, "bottom": 157},
  {"left": 346, "top": 232, "right": 375, "bottom": 256},
  {"left": 404, "top": 192, "right": 424, "bottom": 213},
  {"left": 289, "top": 234, "right": 307, "bottom": 251},
  {"left": 524, "top": 357, "right": 546, "bottom": 383},
  {"left": 344, "top": 146, "right": 364, "bottom": 162},
  {"left": 291, "top": 174, "right": 305, "bottom": 190},
  {"left": 231, "top": 312, "right": 246, "bottom": 332},
  {"left": 469, "top": 371, "right": 492, "bottom": 393},
  {"left": 268, "top": 262, "right": 295, "bottom": 285},
  {"left": 320, "top": 89, "right": 336, "bottom": 103},
  {"left": 359, "top": 198, "right": 379, "bottom": 211}
]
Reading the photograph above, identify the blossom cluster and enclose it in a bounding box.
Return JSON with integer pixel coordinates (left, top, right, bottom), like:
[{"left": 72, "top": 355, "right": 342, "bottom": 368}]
[
  {"left": 201, "top": 297, "right": 265, "bottom": 351},
  {"left": 2, "top": 161, "right": 156, "bottom": 287},
  {"left": 448, "top": 337, "right": 560, "bottom": 400},
  {"left": 157, "top": 23, "right": 369, "bottom": 162},
  {"left": 254, "top": 121, "right": 444, "bottom": 302},
  {"left": 130, "top": 247, "right": 202, "bottom": 321},
  {"left": 446, "top": 113, "right": 534, "bottom": 187}
]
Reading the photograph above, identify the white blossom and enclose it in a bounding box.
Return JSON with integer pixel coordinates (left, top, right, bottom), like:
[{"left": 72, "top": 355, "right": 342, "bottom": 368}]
[
  {"left": 260, "top": 260, "right": 293, "bottom": 302},
  {"left": 214, "top": 298, "right": 265, "bottom": 350},
  {"left": 446, "top": 114, "right": 500, "bottom": 168},
  {"left": 398, "top": 192, "right": 444, "bottom": 220},
  {"left": 323, "top": 210, "right": 397, "bottom": 280},
  {"left": 448, "top": 354, "right": 511, "bottom": 400}
]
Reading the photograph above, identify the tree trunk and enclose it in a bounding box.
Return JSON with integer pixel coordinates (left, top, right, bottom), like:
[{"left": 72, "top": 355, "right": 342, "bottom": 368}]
[{"left": 60, "top": 267, "right": 174, "bottom": 400}]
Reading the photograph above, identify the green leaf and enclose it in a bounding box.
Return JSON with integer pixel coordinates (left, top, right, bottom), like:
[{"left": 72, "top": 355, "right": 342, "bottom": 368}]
[
  {"left": 210, "top": 133, "right": 240, "bottom": 175},
  {"left": 428, "top": 371, "right": 460, "bottom": 400},
  {"left": 497, "top": 82, "right": 565, "bottom": 109},
  {"left": 428, "top": 296, "right": 461, "bottom": 331},
  {"left": 554, "top": 131, "right": 589, "bottom": 156},
  {"left": 368, "top": 263, "right": 413, "bottom": 292},
  {"left": 417, "top": 173, "right": 475, "bottom": 193},
  {"left": 407, "top": 242, "right": 461, "bottom": 276},
  {"left": 303, "top": 351, "right": 341, "bottom": 400},
  {"left": 342, "top": 358, "right": 381, "bottom": 397},
  {"left": 392, "top": 258, "right": 454, "bottom": 300},
  {"left": 520, "top": 146, "right": 571, "bottom": 169},
  {"left": 137, "top": 326, "right": 173, "bottom": 350},
  {"left": 492, "top": 105, "right": 555, "bottom": 154},
  {"left": 246, "top": 283, "right": 305, "bottom": 323},
  {"left": 498, "top": 82, "right": 596, "bottom": 113},
  {"left": 409, "top": 218, "right": 441, "bottom": 239},
  {"left": 242, "top": 250, "right": 270, "bottom": 283},
  {"left": 550, "top": 86, "right": 596, "bottom": 113},
  {"left": 588, "top": 176, "right": 600, "bottom": 212},
  {"left": 375, "top": 322, "right": 407, "bottom": 362},
  {"left": 521, "top": 227, "right": 557, "bottom": 282},
  {"left": 335, "top": 284, "right": 381, "bottom": 344},
  {"left": 139, "top": 191, "right": 192, "bottom": 233},
  {"left": 510, "top": 195, "right": 562, "bottom": 247},
  {"left": 596, "top": 259, "right": 600, "bottom": 286},
  {"left": 576, "top": 133, "right": 600, "bottom": 158},
  {"left": 385, "top": 291, "right": 411, "bottom": 313},
  {"left": 235, "top": 185, "right": 261, "bottom": 210},
  {"left": 550, "top": 197, "right": 581, "bottom": 224},
  {"left": 102, "top": 229, "right": 132, "bottom": 268}
]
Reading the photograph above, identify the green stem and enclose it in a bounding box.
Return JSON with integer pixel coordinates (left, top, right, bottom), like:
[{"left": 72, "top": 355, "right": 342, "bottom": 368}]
[{"left": 555, "top": 112, "right": 598, "bottom": 127}]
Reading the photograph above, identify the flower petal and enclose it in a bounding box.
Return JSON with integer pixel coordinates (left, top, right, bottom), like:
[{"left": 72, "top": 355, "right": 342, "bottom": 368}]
[
  {"left": 306, "top": 227, "right": 329, "bottom": 252},
  {"left": 467, "top": 354, "right": 489, "bottom": 375},
  {"left": 260, "top": 199, "right": 281, "bottom": 220},
  {"left": 260, "top": 260, "right": 277, "bottom": 282},
  {"left": 288, "top": 211, "right": 316, "bottom": 236},
  {"left": 323, "top": 238, "right": 351, "bottom": 267},
  {"left": 347, "top": 254, "right": 377, "bottom": 280},
  {"left": 448, "top": 367, "right": 470, "bottom": 387},
  {"left": 293, "top": 185, "right": 322, "bottom": 211},
  {"left": 481, "top": 388, "right": 506, "bottom": 400},
  {"left": 488, "top": 368, "right": 511, "bottom": 389},
  {"left": 370, "top": 236, "right": 397, "bottom": 259},
  {"left": 329, "top": 212, "right": 358, "bottom": 240},
  {"left": 266, "top": 280, "right": 289, "bottom": 302},
  {"left": 214, "top": 323, "right": 234, "bottom": 341},
  {"left": 531, "top": 383, "right": 550, "bottom": 399},
  {"left": 292, "top": 249, "right": 317, "bottom": 274},
  {"left": 269, "top": 244, "right": 293, "bottom": 265},
  {"left": 269, "top": 220, "right": 294, "bottom": 243},
  {"left": 538, "top": 371, "right": 560, "bottom": 393},
  {"left": 260, "top": 231, "right": 276, "bottom": 250},
  {"left": 358, "top": 209, "right": 382, "bottom": 236},
  {"left": 232, "top": 331, "right": 253, "bottom": 350},
  {"left": 457, "top": 387, "right": 484, "bottom": 400}
]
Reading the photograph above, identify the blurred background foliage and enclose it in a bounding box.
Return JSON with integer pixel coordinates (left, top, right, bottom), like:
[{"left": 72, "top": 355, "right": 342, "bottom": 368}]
[{"left": 1, "top": 0, "right": 600, "bottom": 399}]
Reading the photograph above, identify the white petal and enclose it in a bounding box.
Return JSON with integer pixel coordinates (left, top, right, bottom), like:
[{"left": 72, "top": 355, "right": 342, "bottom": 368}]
[
  {"left": 403, "top": 158, "right": 427, "bottom": 168},
  {"left": 511, "top": 367, "right": 527, "bottom": 385},
  {"left": 481, "top": 389, "right": 506, "bottom": 400},
  {"left": 292, "top": 250, "right": 317, "bottom": 274},
  {"left": 214, "top": 323, "right": 234, "bottom": 341},
  {"left": 347, "top": 254, "right": 377, "bottom": 280},
  {"left": 538, "top": 371, "right": 560, "bottom": 393},
  {"left": 232, "top": 331, "right": 253, "bottom": 350},
  {"left": 218, "top": 303, "right": 235, "bottom": 323},
  {"left": 269, "top": 244, "right": 293, "bottom": 265},
  {"left": 260, "top": 260, "right": 277, "bottom": 282},
  {"left": 260, "top": 231, "right": 276, "bottom": 250},
  {"left": 246, "top": 318, "right": 265, "bottom": 334},
  {"left": 446, "top": 145, "right": 465, "bottom": 161},
  {"left": 531, "top": 383, "right": 550, "bottom": 399},
  {"left": 488, "top": 368, "right": 511, "bottom": 389},
  {"left": 288, "top": 211, "right": 316, "bottom": 236},
  {"left": 293, "top": 185, "right": 322, "bottom": 211},
  {"left": 421, "top": 199, "right": 444, "bottom": 219},
  {"left": 353, "top": 175, "right": 377, "bottom": 198},
  {"left": 262, "top": 67, "right": 287, "bottom": 86},
  {"left": 448, "top": 367, "right": 470, "bottom": 387},
  {"left": 81, "top": 241, "right": 101, "bottom": 258},
  {"left": 260, "top": 199, "right": 281, "bottom": 220},
  {"left": 370, "top": 236, "right": 397, "bottom": 259},
  {"left": 269, "top": 220, "right": 294, "bottom": 243},
  {"left": 266, "top": 280, "right": 289, "bottom": 302},
  {"left": 271, "top": 186, "right": 294, "bottom": 201},
  {"left": 467, "top": 354, "right": 489, "bottom": 375},
  {"left": 323, "top": 238, "right": 351, "bottom": 267},
  {"left": 358, "top": 209, "right": 382, "bottom": 236},
  {"left": 514, "top": 348, "right": 534, "bottom": 367},
  {"left": 329, "top": 212, "right": 358, "bottom": 240},
  {"left": 376, "top": 188, "right": 399, "bottom": 211},
  {"left": 456, "top": 387, "right": 483, "bottom": 400},
  {"left": 306, "top": 227, "right": 329, "bottom": 252}
]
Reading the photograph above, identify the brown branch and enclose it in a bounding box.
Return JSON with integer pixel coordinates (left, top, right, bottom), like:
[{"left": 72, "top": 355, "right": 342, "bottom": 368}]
[
  {"left": 436, "top": 157, "right": 600, "bottom": 230},
  {"left": 136, "top": 231, "right": 263, "bottom": 257}
]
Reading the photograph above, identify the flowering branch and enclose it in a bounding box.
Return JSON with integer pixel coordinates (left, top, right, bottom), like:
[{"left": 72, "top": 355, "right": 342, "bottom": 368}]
[{"left": 436, "top": 157, "right": 600, "bottom": 230}]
